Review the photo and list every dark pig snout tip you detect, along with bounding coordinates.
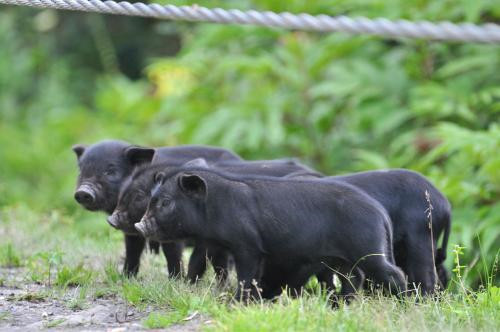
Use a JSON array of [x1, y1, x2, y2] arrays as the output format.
[[74, 185, 96, 205], [107, 213, 119, 229], [135, 221, 147, 237]]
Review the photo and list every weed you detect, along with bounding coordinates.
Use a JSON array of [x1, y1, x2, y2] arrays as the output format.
[[26, 251, 63, 285], [142, 311, 187, 329], [103, 262, 123, 285], [55, 264, 94, 288], [12, 292, 47, 303], [0, 312, 10, 321], [122, 281, 147, 307], [44, 318, 66, 328], [0, 243, 22, 267], [94, 287, 117, 299], [67, 286, 88, 310]]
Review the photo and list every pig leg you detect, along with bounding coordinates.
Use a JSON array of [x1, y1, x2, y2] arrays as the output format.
[[282, 263, 320, 297], [335, 264, 364, 304], [405, 236, 438, 295], [316, 268, 336, 294], [161, 242, 184, 278], [207, 245, 230, 284], [148, 240, 161, 254], [187, 244, 208, 283], [259, 263, 288, 299], [123, 234, 146, 276], [357, 255, 407, 297], [234, 251, 263, 302], [436, 263, 450, 290]]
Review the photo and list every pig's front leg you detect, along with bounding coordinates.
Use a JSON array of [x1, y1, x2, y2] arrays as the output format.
[[234, 251, 263, 302], [123, 234, 146, 276], [161, 242, 184, 278], [187, 243, 208, 283]]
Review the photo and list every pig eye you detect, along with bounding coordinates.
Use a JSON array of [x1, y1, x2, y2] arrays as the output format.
[[105, 168, 119, 178], [157, 198, 171, 209], [135, 193, 147, 202]]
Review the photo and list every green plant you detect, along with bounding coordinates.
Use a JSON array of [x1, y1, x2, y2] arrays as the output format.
[[26, 251, 63, 285], [142, 311, 187, 329], [44, 318, 66, 328], [13, 292, 47, 303], [103, 262, 123, 285], [0, 312, 10, 321], [0, 243, 22, 267], [67, 286, 89, 310], [55, 264, 94, 288]]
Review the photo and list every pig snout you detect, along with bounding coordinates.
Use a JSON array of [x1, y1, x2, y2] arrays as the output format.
[[74, 184, 96, 206], [134, 221, 147, 236], [107, 212, 120, 229], [135, 217, 153, 238]]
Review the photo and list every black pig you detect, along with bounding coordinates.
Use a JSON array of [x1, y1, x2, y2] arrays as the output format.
[[326, 169, 451, 293], [72, 140, 241, 276], [136, 169, 407, 301], [266, 169, 451, 296], [111, 158, 322, 283]]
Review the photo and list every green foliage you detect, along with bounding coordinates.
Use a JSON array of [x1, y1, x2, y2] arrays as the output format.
[[0, 1, 498, 289]]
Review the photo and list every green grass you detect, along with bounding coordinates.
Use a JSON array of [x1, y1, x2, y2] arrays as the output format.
[[1, 205, 499, 331], [0, 243, 22, 268], [44, 318, 66, 328], [12, 292, 48, 303], [142, 311, 187, 329], [0, 312, 11, 321], [55, 264, 94, 288], [67, 286, 90, 310]]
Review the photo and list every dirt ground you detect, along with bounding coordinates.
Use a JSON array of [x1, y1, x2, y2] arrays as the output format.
[[0, 268, 204, 331]]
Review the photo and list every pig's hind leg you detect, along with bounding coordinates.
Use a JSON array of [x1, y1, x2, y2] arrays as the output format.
[[357, 255, 407, 297], [404, 235, 438, 295], [335, 264, 364, 304]]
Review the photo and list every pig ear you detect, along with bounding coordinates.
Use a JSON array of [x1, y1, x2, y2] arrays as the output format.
[[183, 158, 209, 168], [154, 172, 166, 185], [72, 144, 86, 159], [125, 146, 155, 166], [178, 173, 207, 198]]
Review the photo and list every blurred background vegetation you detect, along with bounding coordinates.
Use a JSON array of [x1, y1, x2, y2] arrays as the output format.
[[0, 0, 498, 288]]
